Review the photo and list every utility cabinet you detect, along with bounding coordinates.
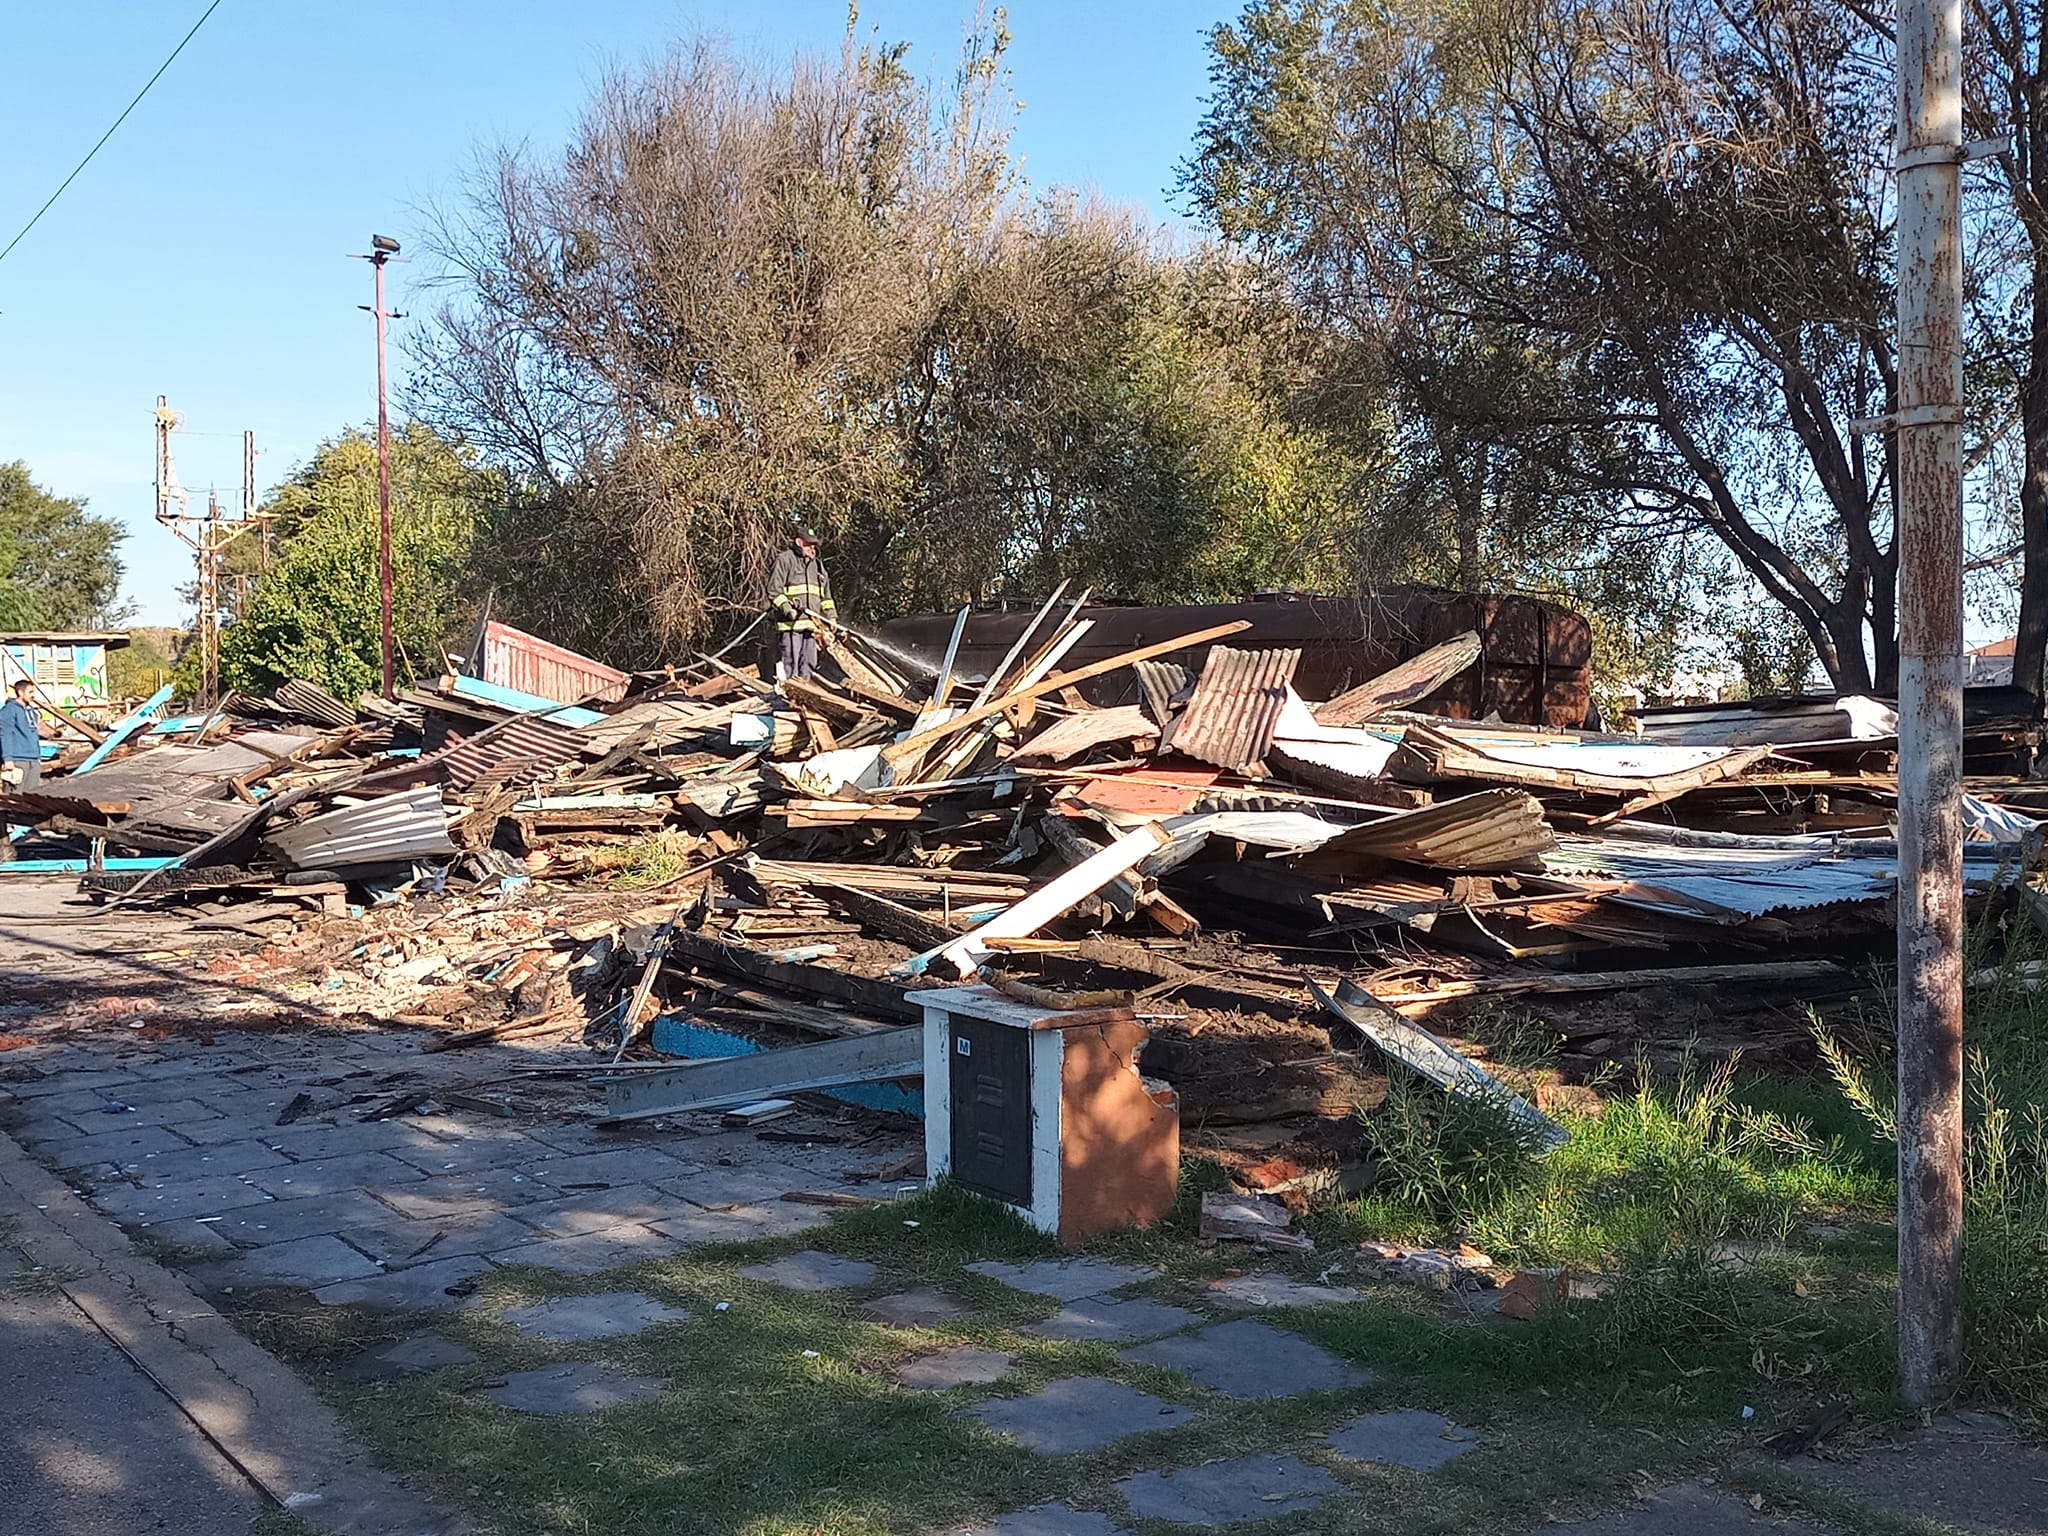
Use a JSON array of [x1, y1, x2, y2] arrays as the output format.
[[914, 985, 1179, 1244]]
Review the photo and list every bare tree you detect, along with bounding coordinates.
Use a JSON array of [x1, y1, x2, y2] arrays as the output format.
[[417, 24, 1350, 660]]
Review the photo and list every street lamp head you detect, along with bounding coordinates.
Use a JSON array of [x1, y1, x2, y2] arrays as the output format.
[[371, 234, 401, 254]]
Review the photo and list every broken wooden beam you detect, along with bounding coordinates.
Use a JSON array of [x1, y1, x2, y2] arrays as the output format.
[[879, 619, 1254, 774]]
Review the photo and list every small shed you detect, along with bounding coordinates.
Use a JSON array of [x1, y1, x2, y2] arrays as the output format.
[[0, 631, 130, 712]]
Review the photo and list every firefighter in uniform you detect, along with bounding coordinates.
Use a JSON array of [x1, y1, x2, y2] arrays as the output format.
[[767, 526, 835, 681]]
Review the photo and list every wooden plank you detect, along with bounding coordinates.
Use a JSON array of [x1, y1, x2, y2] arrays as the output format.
[[1313, 633, 1481, 726], [794, 875, 957, 950], [599, 1026, 922, 1121], [1374, 958, 1846, 1009], [910, 822, 1173, 978], [664, 928, 920, 1019], [780, 675, 874, 727], [880, 619, 1254, 773], [968, 581, 1070, 711], [74, 684, 175, 772]]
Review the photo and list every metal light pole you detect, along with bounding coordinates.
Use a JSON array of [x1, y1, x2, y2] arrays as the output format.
[[1893, 0, 1966, 1404], [355, 234, 403, 699]]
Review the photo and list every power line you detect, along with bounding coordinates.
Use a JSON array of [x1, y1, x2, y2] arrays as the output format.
[[0, 0, 226, 268]]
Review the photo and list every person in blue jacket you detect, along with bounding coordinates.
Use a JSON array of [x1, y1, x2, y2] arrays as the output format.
[[1, 678, 48, 858]]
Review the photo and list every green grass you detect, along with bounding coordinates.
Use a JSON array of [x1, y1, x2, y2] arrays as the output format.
[[213, 924, 2048, 1533], [229, 1176, 1937, 1536]]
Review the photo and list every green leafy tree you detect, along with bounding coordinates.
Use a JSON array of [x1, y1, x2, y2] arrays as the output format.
[[0, 461, 126, 629], [217, 426, 497, 698], [1188, 0, 1909, 692], [108, 628, 180, 701]]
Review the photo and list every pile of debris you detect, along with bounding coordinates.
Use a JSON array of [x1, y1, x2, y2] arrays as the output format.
[[5, 602, 2043, 1181]]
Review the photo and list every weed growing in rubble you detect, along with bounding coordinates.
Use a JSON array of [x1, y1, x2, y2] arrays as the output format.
[[589, 828, 693, 887], [1815, 917, 2048, 1419], [1340, 1050, 1885, 1275]]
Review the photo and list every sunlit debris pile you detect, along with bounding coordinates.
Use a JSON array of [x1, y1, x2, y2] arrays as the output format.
[[5, 605, 2044, 1172]]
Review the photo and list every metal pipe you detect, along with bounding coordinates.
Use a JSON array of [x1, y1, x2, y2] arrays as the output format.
[[371, 248, 396, 701], [1893, 0, 1966, 1405]]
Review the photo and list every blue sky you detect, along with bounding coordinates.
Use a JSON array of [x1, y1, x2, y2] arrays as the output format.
[[0, 2, 1232, 624]]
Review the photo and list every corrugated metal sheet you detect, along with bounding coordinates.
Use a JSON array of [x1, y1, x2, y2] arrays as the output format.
[[273, 679, 358, 727], [1169, 646, 1301, 771], [1303, 789, 1558, 872], [1546, 833, 2019, 920], [359, 715, 587, 793], [480, 621, 630, 705], [1131, 659, 1193, 726], [264, 786, 455, 870], [578, 696, 721, 752]]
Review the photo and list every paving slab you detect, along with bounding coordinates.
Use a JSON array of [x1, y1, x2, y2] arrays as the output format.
[[967, 1257, 1155, 1301], [259, 1121, 452, 1164], [375, 1175, 545, 1219], [384, 1131, 538, 1176], [482, 1360, 667, 1415], [513, 1182, 684, 1238], [942, 1504, 1130, 1536], [339, 1333, 479, 1381], [30, 1123, 194, 1170], [892, 1346, 1017, 1391], [32, 1094, 223, 1131], [246, 1149, 429, 1199], [740, 1249, 878, 1291], [1765, 1411, 2048, 1534], [209, 1188, 395, 1246], [1122, 1318, 1371, 1398], [314, 1253, 495, 1310], [1117, 1454, 1344, 1526], [1535, 1482, 1826, 1535], [94, 1173, 277, 1224], [1207, 1272, 1362, 1309], [488, 1224, 681, 1275], [1026, 1295, 1203, 1343], [863, 1286, 973, 1328], [526, 1147, 695, 1188], [1326, 1408, 1480, 1471], [204, 1234, 385, 1289], [656, 1162, 834, 1206], [351, 1209, 544, 1269], [650, 1201, 833, 1244], [498, 1290, 691, 1341], [966, 1376, 1194, 1455], [137, 1215, 240, 1259], [125, 1139, 294, 1181]]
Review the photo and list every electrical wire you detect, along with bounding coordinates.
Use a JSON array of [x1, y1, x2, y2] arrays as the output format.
[[0, 0, 226, 268]]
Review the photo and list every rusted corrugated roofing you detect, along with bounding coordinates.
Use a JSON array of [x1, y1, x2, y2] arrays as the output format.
[[1168, 646, 1301, 772], [1302, 789, 1558, 872], [481, 621, 630, 705], [358, 715, 586, 793]]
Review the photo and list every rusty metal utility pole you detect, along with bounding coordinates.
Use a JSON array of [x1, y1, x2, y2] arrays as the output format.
[[1893, 0, 1966, 1404], [355, 235, 403, 700], [154, 401, 270, 710]]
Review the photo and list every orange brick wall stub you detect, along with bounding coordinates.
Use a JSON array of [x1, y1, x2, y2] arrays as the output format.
[[1055, 1019, 1179, 1246]]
